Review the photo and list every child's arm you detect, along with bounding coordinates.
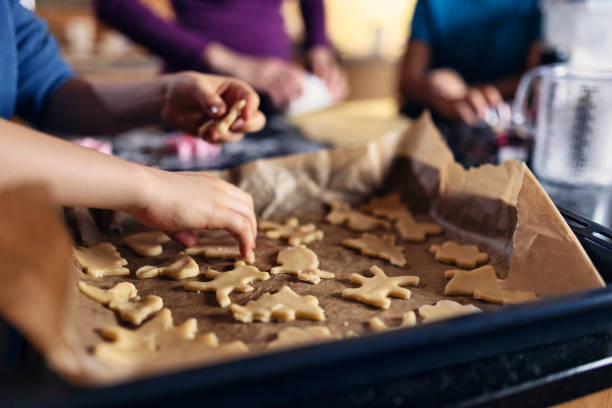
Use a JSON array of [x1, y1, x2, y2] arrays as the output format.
[[43, 72, 266, 144], [0, 119, 256, 258]]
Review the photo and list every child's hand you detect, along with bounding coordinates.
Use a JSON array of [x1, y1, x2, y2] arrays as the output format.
[[161, 72, 266, 143], [128, 168, 257, 259]]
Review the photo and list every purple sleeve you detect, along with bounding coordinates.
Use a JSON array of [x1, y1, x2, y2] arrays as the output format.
[[299, 0, 330, 48], [93, 0, 209, 70]]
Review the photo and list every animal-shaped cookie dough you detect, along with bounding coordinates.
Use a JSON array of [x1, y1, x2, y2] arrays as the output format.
[[369, 311, 417, 332], [444, 265, 537, 305], [122, 231, 171, 256], [78, 281, 163, 325], [136, 252, 199, 280], [268, 326, 335, 349], [72, 243, 129, 278], [94, 308, 247, 366], [394, 213, 443, 242], [429, 241, 488, 268], [342, 266, 419, 309], [230, 286, 325, 323], [361, 193, 407, 220], [418, 300, 481, 323], [260, 218, 324, 246], [184, 261, 270, 307], [270, 245, 334, 284], [326, 201, 390, 231], [185, 230, 255, 263], [198, 99, 247, 138], [342, 234, 406, 267]]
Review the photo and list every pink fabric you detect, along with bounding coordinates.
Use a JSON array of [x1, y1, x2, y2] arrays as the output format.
[[165, 134, 222, 162]]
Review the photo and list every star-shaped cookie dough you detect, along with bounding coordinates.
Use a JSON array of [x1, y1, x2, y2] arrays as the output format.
[[72, 242, 129, 278], [136, 252, 200, 280], [369, 311, 417, 332], [268, 326, 336, 349], [260, 217, 324, 246], [230, 286, 325, 323], [418, 300, 481, 323], [78, 281, 163, 325], [270, 245, 334, 284], [122, 231, 171, 256], [326, 201, 390, 231], [184, 261, 270, 307], [429, 241, 488, 268], [342, 233, 406, 266], [361, 193, 408, 220], [394, 213, 443, 242], [342, 266, 419, 309]]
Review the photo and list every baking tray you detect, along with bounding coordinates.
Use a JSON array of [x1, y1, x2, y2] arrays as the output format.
[[1, 207, 611, 408]]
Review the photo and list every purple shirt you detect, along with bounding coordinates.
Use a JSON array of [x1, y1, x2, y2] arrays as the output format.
[[94, 0, 329, 72]]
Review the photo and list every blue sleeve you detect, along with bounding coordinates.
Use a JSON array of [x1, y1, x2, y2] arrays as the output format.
[[410, 0, 432, 43], [12, 1, 74, 128]]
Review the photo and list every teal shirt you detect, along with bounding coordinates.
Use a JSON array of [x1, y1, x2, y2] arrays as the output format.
[[0, 0, 74, 128], [411, 0, 541, 83]]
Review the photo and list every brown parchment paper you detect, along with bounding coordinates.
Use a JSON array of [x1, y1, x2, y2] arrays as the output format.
[[0, 113, 604, 386]]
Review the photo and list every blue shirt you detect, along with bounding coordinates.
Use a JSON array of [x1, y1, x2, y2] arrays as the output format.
[[411, 0, 541, 83], [0, 0, 74, 128]]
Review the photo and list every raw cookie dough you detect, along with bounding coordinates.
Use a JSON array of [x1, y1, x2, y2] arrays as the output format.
[[184, 261, 270, 307], [473, 287, 538, 305], [198, 99, 247, 138], [429, 241, 489, 268], [342, 233, 407, 267], [72, 242, 129, 278], [260, 217, 324, 246], [342, 266, 419, 309], [94, 308, 247, 366], [270, 245, 334, 284], [268, 326, 335, 349], [418, 300, 482, 323], [230, 286, 325, 323], [394, 213, 442, 242], [78, 281, 162, 325], [361, 193, 407, 220], [185, 230, 255, 264], [136, 252, 199, 280], [122, 231, 170, 256], [369, 311, 417, 332], [326, 201, 390, 231]]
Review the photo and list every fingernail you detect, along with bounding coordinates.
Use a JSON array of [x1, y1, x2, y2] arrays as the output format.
[[208, 105, 220, 115], [230, 118, 244, 131]]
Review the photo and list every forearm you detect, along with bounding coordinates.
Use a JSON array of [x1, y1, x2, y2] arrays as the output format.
[[43, 77, 165, 135], [300, 0, 329, 48], [399, 40, 434, 105], [0, 119, 152, 212]]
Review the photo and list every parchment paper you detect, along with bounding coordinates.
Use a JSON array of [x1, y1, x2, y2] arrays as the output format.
[[0, 113, 603, 386]]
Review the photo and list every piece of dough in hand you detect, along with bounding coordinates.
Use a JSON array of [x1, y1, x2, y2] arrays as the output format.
[[78, 281, 163, 325], [326, 201, 389, 231], [72, 243, 129, 278], [230, 286, 325, 323], [342, 266, 419, 309], [136, 252, 199, 280], [198, 99, 246, 139], [122, 231, 171, 256], [429, 241, 488, 268], [342, 233, 406, 267], [184, 261, 270, 307], [270, 245, 334, 284]]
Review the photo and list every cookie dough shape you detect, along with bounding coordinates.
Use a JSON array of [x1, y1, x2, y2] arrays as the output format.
[[136, 252, 199, 280], [78, 281, 163, 325], [185, 230, 255, 264], [343, 266, 419, 309], [418, 300, 481, 323], [184, 261, 270, 307], [122, 231, 171, 256], [270, 245, 334, 284], [429, 241, 489, 268], [198, 99, 247, 138], [361, 193, 407, 220], [260, 217, 324, 246], [394, 213, 442, 242], [268, 326, 335, 349], [326, 201, 390, 231], [230, 286, 325, 323], [94, 308, 247, 366], [370, 311, 417, 332], [342, 233, 406, 267], [72, 242, 129, 278], [444, 265, 537, 305]]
